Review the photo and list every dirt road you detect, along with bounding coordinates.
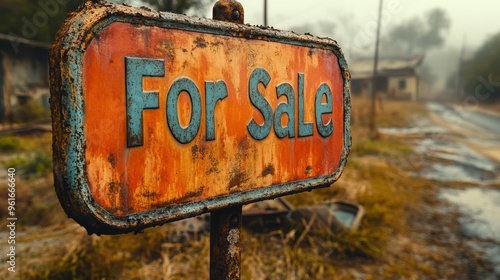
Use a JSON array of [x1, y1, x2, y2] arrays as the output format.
[[382, 101, 500, 279]]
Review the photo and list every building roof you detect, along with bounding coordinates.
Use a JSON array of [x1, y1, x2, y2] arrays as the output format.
[[0, 33, 50, 50], [349, 55, 424, 79]]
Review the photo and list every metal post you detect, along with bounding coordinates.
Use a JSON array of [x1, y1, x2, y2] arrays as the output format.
[[211, 2, 244, 279], [264, 0, 268, 26], [456, 35, 466, 99], [210, 207, 243, 280]]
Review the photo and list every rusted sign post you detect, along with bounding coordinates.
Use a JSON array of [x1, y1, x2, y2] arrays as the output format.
[[50, 0, 350, 278], [210, 2, 245, 278]]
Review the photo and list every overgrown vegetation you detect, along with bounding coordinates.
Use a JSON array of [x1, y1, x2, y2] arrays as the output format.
[[238, 98, 443, 278], [0, 133, 52, 179], [0, 135, 22, 153], [14, 99, 51, 123], [2, 98, 476, 279], [5, 150, 52, 179], [460, 31, 500, 102]]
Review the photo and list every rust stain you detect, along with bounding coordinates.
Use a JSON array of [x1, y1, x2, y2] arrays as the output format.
[[228, 170, 249, 190], [154, 185, 205, 207], [261, 164, 275, 177], [108, 154, 116, 168], [194, 36, 208, 49], [210, 41, 224, 48], [192, 145, 200, 160], [186, 186, 205, 199], [140, 190, 158, 200], [206, 154, 220, 175], [107, 181, 128, 215], [305, 166, 313, 175], [108, 182, 119, 194], [157, 40, 176, 62], [191, 144, 207, 161], [238, 138, 250, 152]]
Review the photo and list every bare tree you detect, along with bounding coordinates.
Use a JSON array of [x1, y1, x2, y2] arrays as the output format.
[[382, 8, 450, 56]]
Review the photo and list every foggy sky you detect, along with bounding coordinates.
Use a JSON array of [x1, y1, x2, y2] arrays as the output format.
[[216, 0, 499, 54]]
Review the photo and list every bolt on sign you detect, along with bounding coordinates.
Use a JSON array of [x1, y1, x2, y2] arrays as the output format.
[[50, 1, 351, 235]]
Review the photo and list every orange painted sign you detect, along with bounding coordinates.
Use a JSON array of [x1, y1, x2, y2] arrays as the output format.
[[50, 3, 350, 234]]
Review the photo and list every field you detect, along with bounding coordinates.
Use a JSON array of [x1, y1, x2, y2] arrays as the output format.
[[0, 97, 487, 279]]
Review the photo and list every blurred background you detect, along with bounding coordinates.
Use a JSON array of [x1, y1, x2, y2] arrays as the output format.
[[0, 0, 499, 279]]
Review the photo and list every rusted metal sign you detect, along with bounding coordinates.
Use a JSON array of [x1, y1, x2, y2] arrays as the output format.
[[50, 1, 351, 234]]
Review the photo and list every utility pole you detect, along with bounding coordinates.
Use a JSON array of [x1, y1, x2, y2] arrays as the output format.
[[456, 35, 466, 99], [264, 0, 268, 26], [369, 0, 383, 139]]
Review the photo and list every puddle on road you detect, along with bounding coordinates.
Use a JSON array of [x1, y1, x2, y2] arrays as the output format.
[[440, 187, 500, 275], [419, 163, 493, 183], [417, 138, 497, 173], [379, 116, 498, 183], [379, 102, 500, 276], [415, 137, 498, 183], [378, 116, 448, 136], [440, 188, 500, 240]]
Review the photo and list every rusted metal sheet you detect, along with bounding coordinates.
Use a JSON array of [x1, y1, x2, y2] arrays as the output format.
[[50, 1, 351, 235], [242, 198, 364, 234]]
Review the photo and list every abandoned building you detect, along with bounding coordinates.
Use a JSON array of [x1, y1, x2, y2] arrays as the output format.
[[0, 33, 50, 123], [349, 55, 424, 101]]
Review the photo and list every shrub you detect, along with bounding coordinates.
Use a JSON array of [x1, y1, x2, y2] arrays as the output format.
[[0, 135, 22, 152], [5, 150, 52, 178]]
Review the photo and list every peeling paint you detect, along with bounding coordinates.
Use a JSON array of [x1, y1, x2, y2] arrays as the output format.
[[227, 228, 240, 258]]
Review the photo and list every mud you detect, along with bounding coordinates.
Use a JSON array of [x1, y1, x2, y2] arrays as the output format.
[[380, 101, 500, 278]]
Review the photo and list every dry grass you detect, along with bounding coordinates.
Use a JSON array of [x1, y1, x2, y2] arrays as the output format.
[[478, 101, 500, 112], [351, 97, 427, 130], [1, 97, 485, 279]]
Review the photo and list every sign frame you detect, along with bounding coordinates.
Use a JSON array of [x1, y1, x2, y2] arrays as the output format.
[[50, 1, 351, 235]]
